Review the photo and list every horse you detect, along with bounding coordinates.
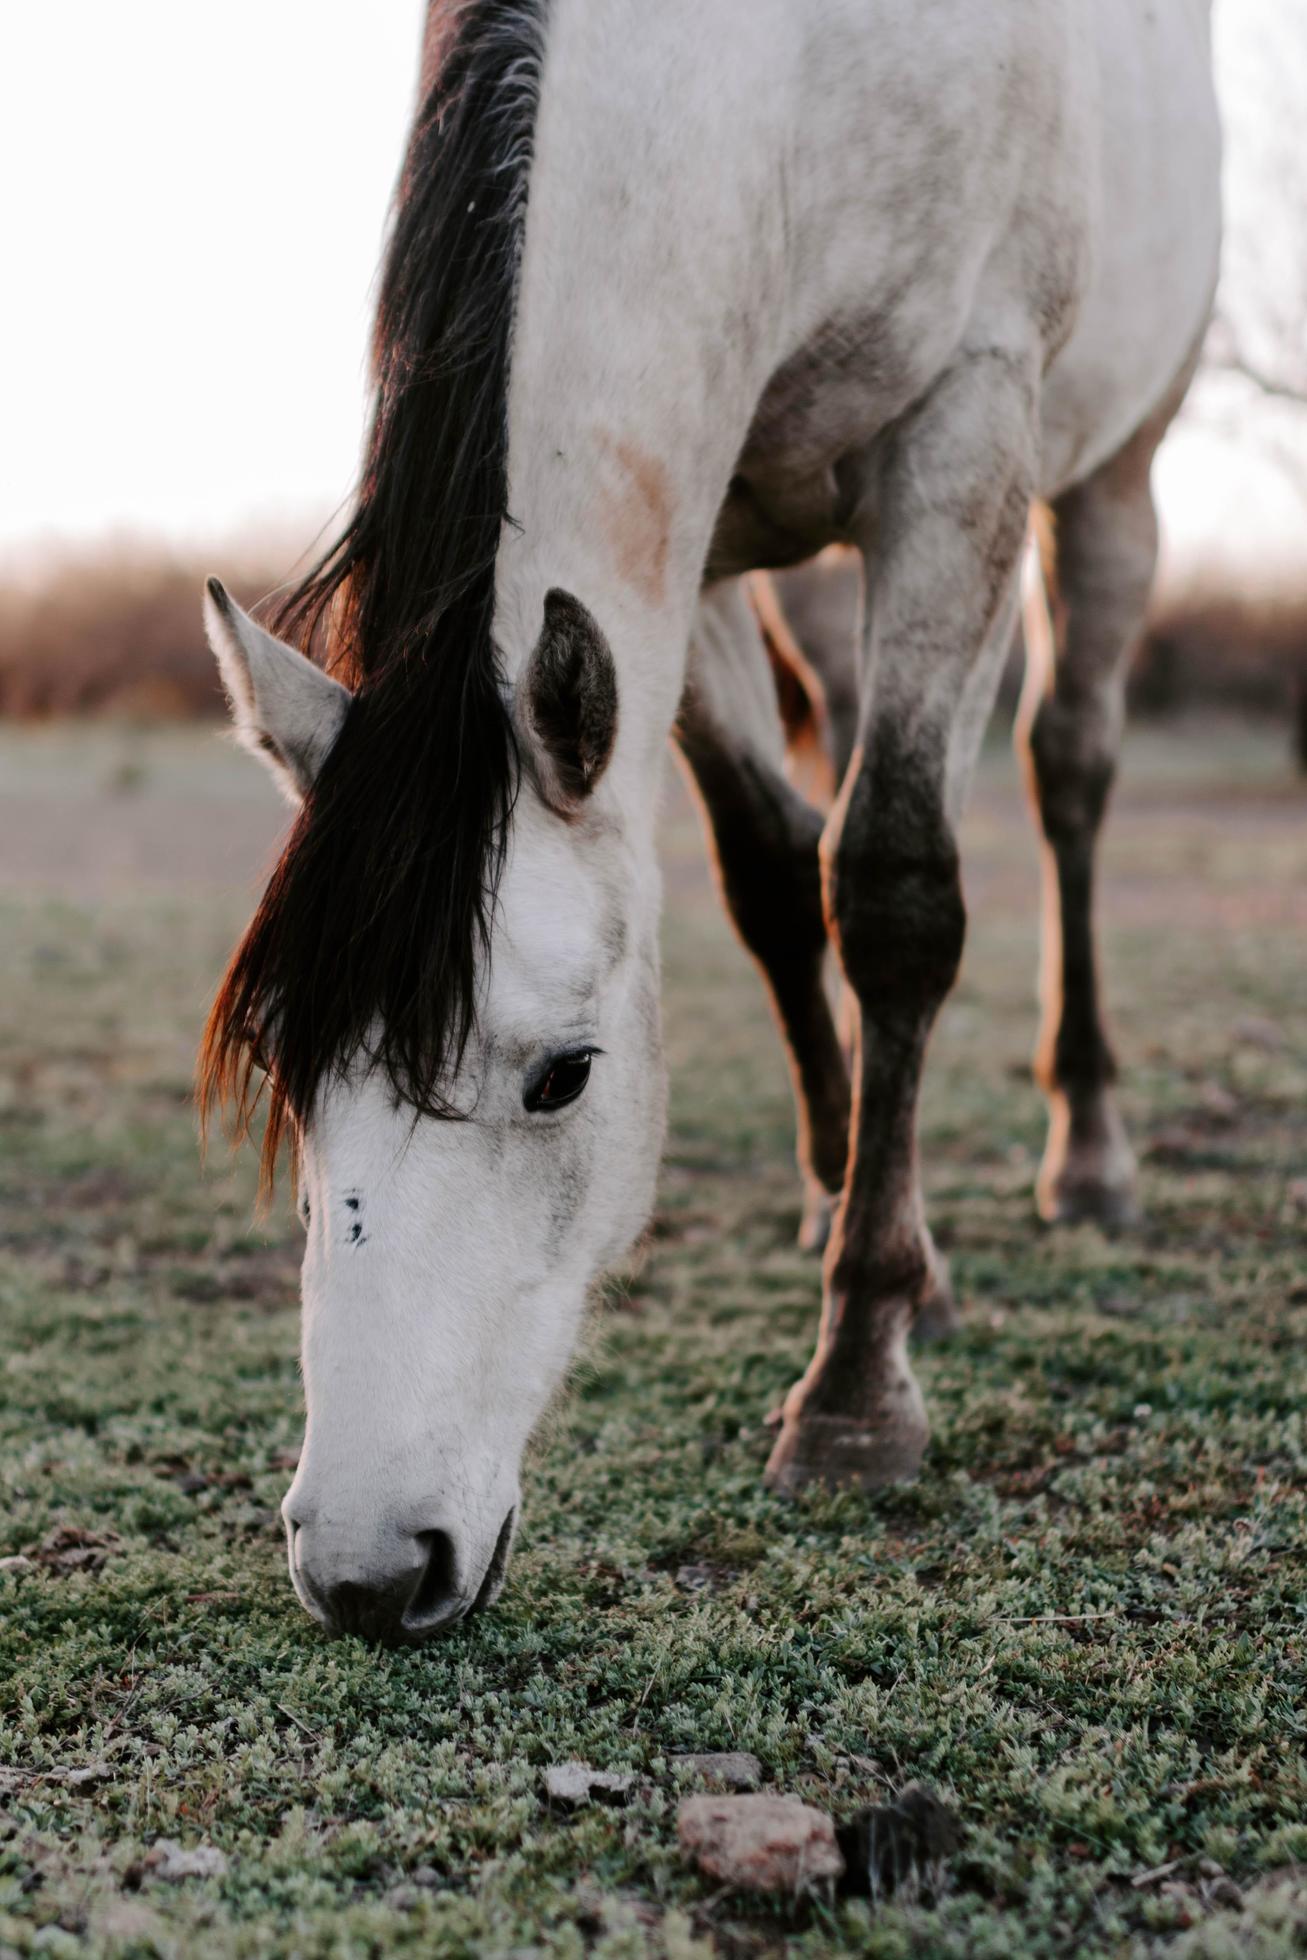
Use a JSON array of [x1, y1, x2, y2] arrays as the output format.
[[200, 0, 1221, 1641]]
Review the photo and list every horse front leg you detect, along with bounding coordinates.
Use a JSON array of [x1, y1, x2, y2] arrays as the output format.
[[678, 581, 850, 1251], [765, 348, 1037, 1493]]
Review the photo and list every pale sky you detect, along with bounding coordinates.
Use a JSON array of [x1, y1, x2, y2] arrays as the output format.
[[2, 1, 1303, 581], [0, 2, 426, 554]]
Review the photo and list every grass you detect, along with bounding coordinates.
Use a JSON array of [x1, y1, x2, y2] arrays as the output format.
[[0, 719, 1305, 1958]]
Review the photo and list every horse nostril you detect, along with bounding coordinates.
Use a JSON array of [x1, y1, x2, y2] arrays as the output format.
[[404, 1529, 461, 1632], [322, 1575, 421, 1643]]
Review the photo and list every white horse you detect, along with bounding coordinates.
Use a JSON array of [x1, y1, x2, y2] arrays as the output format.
[[202, 0, 1220, 1639]]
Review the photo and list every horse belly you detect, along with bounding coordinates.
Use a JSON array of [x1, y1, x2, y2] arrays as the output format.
[[709, 263, 996, 579]]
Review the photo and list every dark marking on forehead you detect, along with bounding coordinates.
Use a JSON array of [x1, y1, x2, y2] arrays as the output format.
[[343, 1190, 368, 1247]]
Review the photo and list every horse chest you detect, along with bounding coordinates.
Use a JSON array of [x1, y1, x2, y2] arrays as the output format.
[[703, 303, 954, 581]]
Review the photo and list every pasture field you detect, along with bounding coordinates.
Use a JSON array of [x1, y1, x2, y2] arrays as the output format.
[[1, 719, 1305, 1959]]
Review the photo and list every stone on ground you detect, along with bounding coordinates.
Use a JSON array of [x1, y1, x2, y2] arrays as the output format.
[[677, 1793, 843, 1895], [543, 1761, 633, 1807]]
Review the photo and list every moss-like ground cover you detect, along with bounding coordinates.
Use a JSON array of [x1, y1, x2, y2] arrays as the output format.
[[0, 722, 1304, 1957]]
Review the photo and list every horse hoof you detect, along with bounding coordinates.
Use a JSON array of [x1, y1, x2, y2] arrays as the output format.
[[763, 1410, 927, 1496], [1037, 1096, 1139, 1232]]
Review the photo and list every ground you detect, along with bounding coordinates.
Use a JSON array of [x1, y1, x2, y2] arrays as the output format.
[[0, 718, 1304, 1959]]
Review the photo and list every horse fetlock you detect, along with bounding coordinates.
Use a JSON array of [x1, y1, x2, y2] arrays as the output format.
[[1037, 1086, 1139, 1228], [1027, 699, 1119, 841]]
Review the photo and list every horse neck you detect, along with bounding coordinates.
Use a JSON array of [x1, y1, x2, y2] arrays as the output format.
[[494, 0, 793, 837]]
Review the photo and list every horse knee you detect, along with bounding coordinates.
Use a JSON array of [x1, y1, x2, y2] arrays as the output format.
[[824, 750, 966, 1032], [1025, 690, 1120, 846]]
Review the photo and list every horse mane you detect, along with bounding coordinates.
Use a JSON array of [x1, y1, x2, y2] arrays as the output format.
[[199, 0, 549, 1186]]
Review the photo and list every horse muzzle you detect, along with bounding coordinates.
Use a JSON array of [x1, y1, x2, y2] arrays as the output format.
[[284, 1506, 517, 1643]]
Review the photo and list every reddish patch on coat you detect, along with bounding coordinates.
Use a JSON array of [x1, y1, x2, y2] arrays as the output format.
[[598, 435, 673, 608]]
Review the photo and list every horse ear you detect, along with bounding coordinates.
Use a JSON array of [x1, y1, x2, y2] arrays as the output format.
[[519, 588, 619, 813], [203, 578, 351, 806]]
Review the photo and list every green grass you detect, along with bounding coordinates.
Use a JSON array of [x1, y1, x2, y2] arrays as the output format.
[[1, 721, 1305, 1958]]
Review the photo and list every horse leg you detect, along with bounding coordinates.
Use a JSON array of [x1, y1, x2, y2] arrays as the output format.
[[769, 548, 864, 784], [748, 570, 840, 815], [765, 348, 1036, 1492], [678, 582, 851, 1251], [1015, 414, 1169, 1227]]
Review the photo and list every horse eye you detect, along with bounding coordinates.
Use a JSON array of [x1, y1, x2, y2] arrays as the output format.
[[525, 1050, 593, 1113]]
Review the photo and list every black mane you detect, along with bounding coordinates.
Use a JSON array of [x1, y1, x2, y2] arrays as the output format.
[[202, 0, 549, 1179]]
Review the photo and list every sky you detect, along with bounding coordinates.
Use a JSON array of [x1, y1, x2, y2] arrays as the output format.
[[1, 1, 1303, 583], [0, 2, 426, 555]]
